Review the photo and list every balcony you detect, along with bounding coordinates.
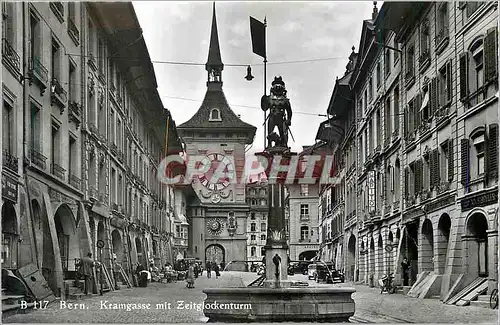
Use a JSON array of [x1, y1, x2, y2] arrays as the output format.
[[300, 214, 309, 221], [68, 101, 81, 128], [69, 175, 81, 190], [51, 163, 66, 181], [67, 18, 80, 45], [30, 149, 47, 170], [2, 38, 21, 76], [29, 56, 48, 95], [89, 186, 99, 200], [2, 150, 19, 173], [50, 2, 64, 23], [51, 78, 67, 112]]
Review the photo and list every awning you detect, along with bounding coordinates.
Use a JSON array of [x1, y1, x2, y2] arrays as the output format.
[[419, 91, 429, 112]]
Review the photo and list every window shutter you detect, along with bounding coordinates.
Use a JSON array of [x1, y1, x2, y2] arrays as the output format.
[[459, 52, 469, 101], [460, 139, 470, 187], [430, 78, 438, 117], [404, 168, 409, 199], [448, 139, 454, 181], [404, 105, 409, 139], [415, 93, 421, 128], [487, 124, 498, 180], [429, 154, 435, 188], [384, 102, 389, 142], [435, 149, 441, 185], [446, 60, 453, 103], [484, 27, 498, 82], [414, 163, 420, 195], [419, 160, 424, 192]]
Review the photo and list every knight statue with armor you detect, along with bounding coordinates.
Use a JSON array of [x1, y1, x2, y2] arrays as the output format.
[[261, 76, 293, 149]]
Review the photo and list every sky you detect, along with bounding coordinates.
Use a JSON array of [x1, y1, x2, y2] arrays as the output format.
[[133, 1, 376, 155]]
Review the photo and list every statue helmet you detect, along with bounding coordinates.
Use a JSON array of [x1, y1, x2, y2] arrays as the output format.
[[272, 76, 285, 88]]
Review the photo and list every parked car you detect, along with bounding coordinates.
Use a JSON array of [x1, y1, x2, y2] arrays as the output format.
[[307, 263, 317, 280], [315, 262, 345, 283]]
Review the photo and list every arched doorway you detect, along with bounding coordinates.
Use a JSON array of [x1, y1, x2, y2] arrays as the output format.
[[421, 219, 434, 271], [54, 204, 80, 278], [205, 244, 225, 265], [377, 234, 384, 277], [347, 234, 356, 281], [135, 238, 144, 266], [2, 202, 18, 269], [298, 250, 317, 261], [437, 214, 451, 273], [402, 222, 418, 284], [111, 230, 123, 264], [465, 213, 489, 277], [97, 221, 105, 262], [369, 237, 375, 277]]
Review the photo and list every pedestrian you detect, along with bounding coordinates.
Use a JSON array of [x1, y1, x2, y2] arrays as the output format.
[[186, 263, 195, 288], [401, 257, 410, 286], [206, 261, 212, 278], [214, 262, 220, 279], [80, 253, 96, 295], [113, 255, 121, 290], [194, 263, 199, 278]]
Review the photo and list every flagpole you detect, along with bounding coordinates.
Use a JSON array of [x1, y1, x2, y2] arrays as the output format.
[[263, 16, 267, 150]]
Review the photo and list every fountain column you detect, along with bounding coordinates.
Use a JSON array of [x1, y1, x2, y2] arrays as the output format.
[[256, 149, 296, 288]]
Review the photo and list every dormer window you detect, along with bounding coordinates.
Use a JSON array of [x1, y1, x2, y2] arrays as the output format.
[[209, 108, 222, 121]]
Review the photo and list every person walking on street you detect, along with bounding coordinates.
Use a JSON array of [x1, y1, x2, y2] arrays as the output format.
[[80, 253, 96, 295], [214, 262, 220, 279], [401, 257, 410, 286], [206, 261, 212, 278], [186, 263, 195, 288]]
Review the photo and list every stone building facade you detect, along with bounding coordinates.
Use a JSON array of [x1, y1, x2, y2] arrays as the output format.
[[245, 179, 268, 263], [315, 1, 498, 300], [1, 2, 182, 297]]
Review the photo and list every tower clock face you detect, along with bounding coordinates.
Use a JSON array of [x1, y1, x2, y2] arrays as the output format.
[[199, 153, 235, 191]]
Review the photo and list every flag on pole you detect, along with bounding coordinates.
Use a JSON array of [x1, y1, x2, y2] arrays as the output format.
[[250, 16, 266, 58]]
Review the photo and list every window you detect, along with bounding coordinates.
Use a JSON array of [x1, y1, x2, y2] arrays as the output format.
[[436, 3, 449, 46], [69, 61, 76, 102], [29, 13, 41, 62], [300, 226, 309, 241], [376, 109, 381, 148], [406, 44, 415, 78], [464, 2, 485, 20], [99, 159, 106, 194], [250, 235, 256, 241], [251, 212, 255, 220], [251, 247, 256, 257], [300, 204, 309, 216], [88, 20, 95, 56], [260, 223, 266, 232], [376, 62, 381, 88], [51, 122, 60, 167], [472, 40, 484, 97], [420, 20, 430, 60], [300, 184, 309, 196], [394, 40, 400, 64], [261, 247, 265, 256], [440, 141, 449, 183], [394, 159, 401, 198], [51, 39, 61, 81], [118, 175, 123, 205], [69, 135, 76, 177], [209, 108, 221, 121], [261, 234, 266, 241], [117, 119, 122, 150], [384, 50, 391, 76], [110, 109, 115, 144], [363, 89, 368, 112], [68, 2, 75, 21], [98, 37, 105, 74], [420, 90, 429, 123], [111, 168, 116, 203], [2, 2, 15, 46], [472, 132, 485, 176], [260, 199, 266, 206], [423, 154, 430, 192], [251, 223, 256, 232], [438, 61, 452, 107], [2, 99, 13, 153], [385, 97, 391, 142]]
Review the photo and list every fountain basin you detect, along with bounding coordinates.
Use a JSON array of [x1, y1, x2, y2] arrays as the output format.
[[203, 286, 355, 322]]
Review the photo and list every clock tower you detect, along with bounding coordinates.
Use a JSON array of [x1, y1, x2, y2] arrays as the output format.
[[177, 3, 256, 268]]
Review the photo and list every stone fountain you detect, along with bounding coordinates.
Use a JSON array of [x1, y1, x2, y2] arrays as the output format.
[[203, 77, 355, 322]]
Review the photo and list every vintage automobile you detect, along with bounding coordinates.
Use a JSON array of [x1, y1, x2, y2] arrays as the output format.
[[307, 263, 317, 280], [315, 262, 345, 283]]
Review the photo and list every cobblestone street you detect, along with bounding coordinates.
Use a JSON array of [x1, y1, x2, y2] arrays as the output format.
[[3, 272, 498, 323]]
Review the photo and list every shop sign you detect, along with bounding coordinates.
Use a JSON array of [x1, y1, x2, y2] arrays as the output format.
[[461, 189, 498, 212], [2, 174, 18, 202]]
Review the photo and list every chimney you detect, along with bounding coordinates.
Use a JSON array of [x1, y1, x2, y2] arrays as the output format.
[[372, 1, 378, 20]]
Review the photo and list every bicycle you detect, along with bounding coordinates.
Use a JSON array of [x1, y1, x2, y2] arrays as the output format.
[[490, 288, 498, 309]]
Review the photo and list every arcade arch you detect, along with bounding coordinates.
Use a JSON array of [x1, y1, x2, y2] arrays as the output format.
[[437, 214, 451, 273], [465, 212, 489, 277], [1, 202, 18, 269], [54, 204, 80, 277]]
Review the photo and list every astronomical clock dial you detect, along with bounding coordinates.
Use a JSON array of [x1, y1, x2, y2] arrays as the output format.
[[207, 218, 224, 236], [199, 153, 234, 191]]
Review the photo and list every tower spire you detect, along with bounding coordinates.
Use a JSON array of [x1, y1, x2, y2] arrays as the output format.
[[206, 2, 223, 77]]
